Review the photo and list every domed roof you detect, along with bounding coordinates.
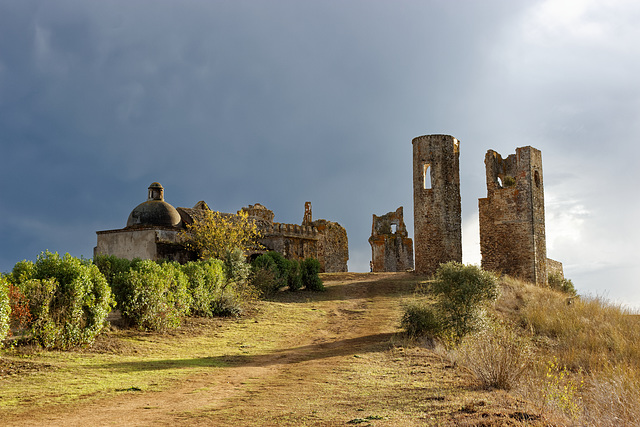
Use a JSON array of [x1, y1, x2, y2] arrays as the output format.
[[126, 182, 182, 228]]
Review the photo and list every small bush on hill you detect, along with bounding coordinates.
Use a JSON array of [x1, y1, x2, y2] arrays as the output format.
[[402, 262, 498, 344], [432, 262, 499, 342], [400, 298, 442, 339], [222, 248, 251, 286], [182, 258, 232, 316], [251, 253, 284, 296], [301, 258, 324, 291], [115, 260, 190, 331], [0, 275, 10, 345], [548, 271, 577, 296], [8, 251, 114, 349], [287, 260, 303, 291]]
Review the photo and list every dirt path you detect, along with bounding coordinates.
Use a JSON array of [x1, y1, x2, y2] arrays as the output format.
[[4, 273, 538, 426]]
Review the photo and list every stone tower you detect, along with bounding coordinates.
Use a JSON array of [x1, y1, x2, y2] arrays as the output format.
[[412, 134, 462, 275], [369, 206, 414, 272], [478, 146, 547, 285]]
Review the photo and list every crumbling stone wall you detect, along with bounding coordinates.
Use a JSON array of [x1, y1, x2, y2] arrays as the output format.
[[242, 203, 348, 273], [478, 146, 548, 285], [412, 134, 462, 275], [547, 258, 564, 279], [312, 219, 349, 273], [368, 207, 414, 272]]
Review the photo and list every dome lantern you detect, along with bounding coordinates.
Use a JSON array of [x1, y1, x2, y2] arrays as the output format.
[[126, 182, 182, 228]]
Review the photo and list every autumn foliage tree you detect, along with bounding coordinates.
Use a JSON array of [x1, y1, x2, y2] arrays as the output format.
[[182, 209, 260, 260]]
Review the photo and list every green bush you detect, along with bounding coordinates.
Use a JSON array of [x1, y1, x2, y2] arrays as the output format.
[[9, 251, 114, 349], [116, 260, 190, 331], [287, 260, 303, 291], [0, 275, 10, 345], [301, 258, 324, 291], [400, 298, 442, 339], [250, 266, 280, 297], [431, 262, 499, 342], [182, 258, 226, 317], [548, 272, 577, 296], [222, 248, 251, 285], [402, 262, 498, 344], [251, 253, 286, 296]]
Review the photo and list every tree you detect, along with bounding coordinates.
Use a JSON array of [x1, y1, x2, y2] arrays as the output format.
[[182, 209, 260, 260]]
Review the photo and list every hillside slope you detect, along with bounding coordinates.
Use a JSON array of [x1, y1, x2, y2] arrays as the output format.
[[2, 273, 543, 426]]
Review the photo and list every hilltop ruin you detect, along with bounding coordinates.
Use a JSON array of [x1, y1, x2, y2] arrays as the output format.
[[95, 183, 348, 273]]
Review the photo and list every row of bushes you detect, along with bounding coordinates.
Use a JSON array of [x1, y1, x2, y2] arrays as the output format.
[[1, 250, 325, 349], [250, 252, 324, 295]]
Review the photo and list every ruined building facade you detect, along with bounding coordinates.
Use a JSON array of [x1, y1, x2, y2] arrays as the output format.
[[412, 135, 462, 275], [368, 207, 414, 272], [478, 147, 548, 285], [95, 183, 348, 273]]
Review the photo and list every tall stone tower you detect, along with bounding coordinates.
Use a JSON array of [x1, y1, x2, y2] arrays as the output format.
[[478, 146, 547, 285], [412, 134, 462, 275]]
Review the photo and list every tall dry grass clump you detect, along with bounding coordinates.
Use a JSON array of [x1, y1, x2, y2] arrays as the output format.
[[493, 275, 640, 425], [453, 322, 530, 390]]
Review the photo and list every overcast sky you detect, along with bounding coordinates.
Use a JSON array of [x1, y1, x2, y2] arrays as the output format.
[[1, 0, 639, 307]]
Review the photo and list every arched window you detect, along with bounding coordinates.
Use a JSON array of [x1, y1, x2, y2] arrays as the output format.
[[423, 164, 432, 189]]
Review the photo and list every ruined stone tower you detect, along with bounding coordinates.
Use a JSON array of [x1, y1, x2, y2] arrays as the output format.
[[412, 134, 462, 275], [369, 206, 414, 272], [478, 146, 547, 285]]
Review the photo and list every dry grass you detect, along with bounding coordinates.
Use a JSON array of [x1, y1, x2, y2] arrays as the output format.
[[481, 276, 640, 425]]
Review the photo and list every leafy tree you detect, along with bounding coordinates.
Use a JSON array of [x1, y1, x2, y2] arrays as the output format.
[[182, 209, 260, 260]]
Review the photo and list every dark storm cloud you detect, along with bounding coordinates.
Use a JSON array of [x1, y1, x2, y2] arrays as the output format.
[[1, 0, 638, 306]]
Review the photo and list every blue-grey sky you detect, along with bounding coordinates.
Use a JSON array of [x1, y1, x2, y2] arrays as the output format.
[[1, 1, 639, 307]]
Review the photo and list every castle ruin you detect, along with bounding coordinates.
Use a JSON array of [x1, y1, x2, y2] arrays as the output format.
[[478, 147, 548, 285], [412, 135, 462, 275], [95, 183, 348, 273], [368, 207, 414, 272]]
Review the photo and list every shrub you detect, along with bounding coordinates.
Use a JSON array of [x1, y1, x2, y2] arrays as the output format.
[[9, 251, 114, 349], [454, 322, 530, 390], [431, 262, 499, 342], [222, 248, 251, 285], [250, 266, 281, 297], [0, 275, 10, 345], [182, 258, 226, 317], [287, 260, 303, 292], [548, 272, 577, 296], [251, 253, 286, 296], [301, 258, 324, 291], [116, 260, 190, 331], [400, 298, 442, 339]]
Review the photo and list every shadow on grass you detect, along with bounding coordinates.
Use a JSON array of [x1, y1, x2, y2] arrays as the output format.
[[98, 332, 398, 373], [268, 272, 430, 304]]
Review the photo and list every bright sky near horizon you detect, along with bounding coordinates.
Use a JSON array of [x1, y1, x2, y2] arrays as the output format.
[[1, 1, 639, 307]]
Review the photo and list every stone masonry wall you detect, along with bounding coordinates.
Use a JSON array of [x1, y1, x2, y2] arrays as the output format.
[[369, 206, 414, 272], [478, 146, 547, 285], [312, 219, 349, 273], [412, 134, 462, 275]]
